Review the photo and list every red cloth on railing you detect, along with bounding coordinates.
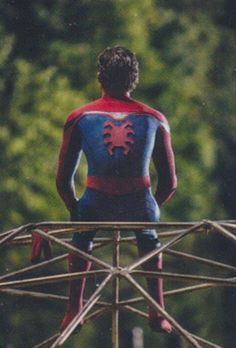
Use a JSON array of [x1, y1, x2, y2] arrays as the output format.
[[31, 227, 52, 264]]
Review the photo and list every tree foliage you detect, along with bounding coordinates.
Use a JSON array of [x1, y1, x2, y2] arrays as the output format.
[[0, 1, 236, 347]]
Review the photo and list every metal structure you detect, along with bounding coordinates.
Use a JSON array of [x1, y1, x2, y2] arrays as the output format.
[[1, 220, 236, 347]]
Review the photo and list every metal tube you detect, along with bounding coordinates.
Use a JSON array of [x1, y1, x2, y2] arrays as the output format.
[[33, 334, 60, 348], [121, 306, 222, 348], [124, 272, 202, 348], [0, 254, 67, 281], [112, 230, 120, 348], [0, 288, 68, 301], [132, 270, 236, 287], [32, 228, 112, 269], [33, 308, 109, 348], [209, 221, 236, 244], [0, 269, 109, 289], [126, 222, 204, 271], [191, 334, 223, 348], [1, 220, 235, 348], [2, 220, 200, 233], [0, 224, 30, 247], [51, 273, 113, 347], [165, 249, 236, 272], [164, 283, 214, 296]]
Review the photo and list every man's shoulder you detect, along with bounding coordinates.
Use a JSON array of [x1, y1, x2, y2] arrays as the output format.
[[64, 96, 169, 126], [65, 98, 104, 125], [132, 99, 168, 124]]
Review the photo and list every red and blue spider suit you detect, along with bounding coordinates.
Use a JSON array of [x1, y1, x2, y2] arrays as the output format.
[[56, 94, 177, 333]]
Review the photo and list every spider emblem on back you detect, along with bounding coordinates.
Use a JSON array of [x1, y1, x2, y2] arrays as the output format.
[[103, 121, 135, 155]]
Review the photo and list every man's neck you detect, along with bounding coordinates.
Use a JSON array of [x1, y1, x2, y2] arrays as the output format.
[[102, 90, 131, 100]]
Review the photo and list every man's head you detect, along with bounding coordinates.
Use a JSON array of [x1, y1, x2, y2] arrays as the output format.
[[97, 46, 139, 96]]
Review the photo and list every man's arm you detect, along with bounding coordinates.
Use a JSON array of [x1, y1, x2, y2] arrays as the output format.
[[152, 122, 177, 207], [56, 120, 82, 212]]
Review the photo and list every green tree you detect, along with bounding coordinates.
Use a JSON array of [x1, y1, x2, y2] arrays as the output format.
[[1, 1, 236, 347]]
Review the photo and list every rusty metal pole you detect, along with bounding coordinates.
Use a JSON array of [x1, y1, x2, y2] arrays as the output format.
[[112, 229, 120, 348]]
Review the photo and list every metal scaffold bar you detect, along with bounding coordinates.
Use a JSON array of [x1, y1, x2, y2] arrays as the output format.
[[0, 269, 109, 289], [165, 249, 236, 272], [132, 270, 236, 286], [126, 222, 205, 271], [51, 273, 113, 347], [123, 272, 202, 348], [0, 254, 68, 281], [1, 220, 233, 348], [112, 230, 120, 348]]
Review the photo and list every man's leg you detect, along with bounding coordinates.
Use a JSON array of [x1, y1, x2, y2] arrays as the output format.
[[135, 230, 172, 334], [60, 231, 95, 332]]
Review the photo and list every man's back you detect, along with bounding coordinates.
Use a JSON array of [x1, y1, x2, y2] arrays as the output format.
[[58, 95, 174, 197]]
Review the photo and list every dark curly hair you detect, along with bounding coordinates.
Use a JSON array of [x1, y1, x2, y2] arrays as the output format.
[[97, 46, 139, 96]]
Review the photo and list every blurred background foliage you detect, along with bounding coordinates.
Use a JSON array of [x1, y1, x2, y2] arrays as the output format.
[[0, 0, 236, 347]]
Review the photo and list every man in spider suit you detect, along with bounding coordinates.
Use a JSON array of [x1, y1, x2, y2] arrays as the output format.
[[56, 47, 177, 334]]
